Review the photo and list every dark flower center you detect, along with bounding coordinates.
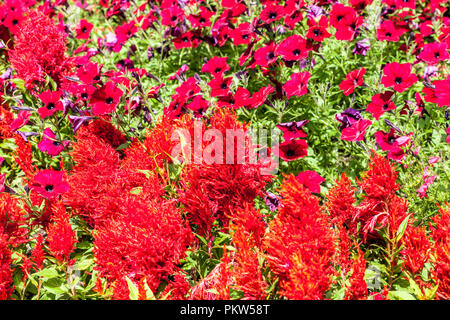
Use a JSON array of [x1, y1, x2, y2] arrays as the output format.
[[388, 137, 396, 144], [382, 103, 389, 110], [242, 34, 249, 40], [47, 102, 55, 110], [220, 83, 228, 90], [286, 149, 295, 157], [12, 19, 18, 25], [394, 77, 403, 84], [385, 32, 392, 37], [171, 16, 177, 21], [267, 51, 275, 60], [81, 93, 88, 99], [53, 141, 61, 146], [45, 184, 54, 192], [82, 27, 87, 33], [313, 28, 321, 37], [182, 37, 188, 42], [199, 18, 205, 23], [434, 52, 440, 58], [106, 97, 114, 104], [269, 12, 277, 20], [214, 67, 222, 73], [337, 15, 344, 21], [293, 49, 301, 56], [93, 75, 100, 81]]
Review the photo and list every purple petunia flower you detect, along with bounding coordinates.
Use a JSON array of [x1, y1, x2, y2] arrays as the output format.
[[336, 108, 363, 130], [353, 39, 370, 56], [265, 192, 282, 212]]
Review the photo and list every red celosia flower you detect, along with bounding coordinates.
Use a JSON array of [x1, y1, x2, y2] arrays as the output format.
[[32, 234, 45, 271], [366, 91, 396, 120], [13, 134, 37, 181], [430, 204, 450, 300], [94, 197, 193, 295], [38, 128, 69, 156], [277, 139, 308, 161], [75, 19, 93, 40], [381, 62, 418, 93], [31, 169, 69, 200], [0, 231, 13, 300], [400, 223, 431, 276], [90, 82, 123, 115], [341, 119, 372, 141], [264, 175, 336, 299], [201, 56, 230, 77], [283, 72, 311, 99], [377, 20, 406, 42], [275, 35, 309, 62], [47, 201, 77, 263], [339, 68, 366, 96], [9, 10, 73, 90], [0, 193, 28, 247], [306, 16, 332, 42], [345, 249, 368, 300], [295, 170, 325, 194], [37, 90, 64, 119], [327, 173, 357, 225]]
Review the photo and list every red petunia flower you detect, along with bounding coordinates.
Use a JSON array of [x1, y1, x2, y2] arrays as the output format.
[[201, 56, 230, 77], [295, 170, 325, 193], [339, 68, 366, 96], [260, 4, 285, 24], [229, 22, 257, 46], [90, 82, 123, 115], [377, 20, 406, 42], [275, 35, 309, 62], [434, 78, 450, 107], [418, 42, 450, 65], [208, 76, 232, 98], [187, 6, 215, 28], [277, 139, 308, 161], [276, 120, 309, 140], [254, 42, 278, 68], [76, 61, 103, 84], [38, 90, 64, 119], [341, 119, 372, 141], [306, 16, 332, 42], [374, 129, 411, 161], [366, 91, 396, 120], [250, 85, 274, 109], [283, 72, 311, 99], [31, 169, 69, 199], [10, 111, 31, 132], [75, 19, 93, 40], [381, 62, 417, 93], [161, 5, 185, 27]]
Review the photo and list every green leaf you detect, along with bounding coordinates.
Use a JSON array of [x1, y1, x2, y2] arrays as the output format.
[[388, 290, 416, 300], [396, 214, 411, 242], [116, 142, 131, 151], [125, 276, 139, 300], [35, 267, 59, 279], [130, 187, 143, 195]]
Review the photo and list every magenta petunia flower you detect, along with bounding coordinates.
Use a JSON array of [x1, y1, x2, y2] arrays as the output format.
[[434, 77, 450, 107], [295, 170, 325, 193], [418, 42, 450, 66], [10, 111, 31, 132], [276, 120, 309, 140], [38, 128, 69, 156], [75, 19, 94, 40], [31, 169, 69, 199], [283, 72, 311, 99], [341, 119, 372, 141], [366, 91, 396, 120]]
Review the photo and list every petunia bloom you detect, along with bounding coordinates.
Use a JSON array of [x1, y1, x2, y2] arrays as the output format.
[[37, 90, 64, 119], [90, 82, 123, 115], [277, 139, 308, 161], [381, 62, 418, 93], [283, 72, 311, 99], [75, 19, 94, 40], [31, 169, 69, 199], [366, 91, 396, 120], [37, 128, 69, 157], [341, 119, 372, 141], [295, 170, 325, 193], [339, 68, 366, 96]]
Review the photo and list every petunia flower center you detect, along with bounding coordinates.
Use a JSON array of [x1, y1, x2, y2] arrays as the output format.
[[394, 77, 402, 84], [47, 102, 55, 110], [45, 184, 54, 192], [106, 97, 114, 104]]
